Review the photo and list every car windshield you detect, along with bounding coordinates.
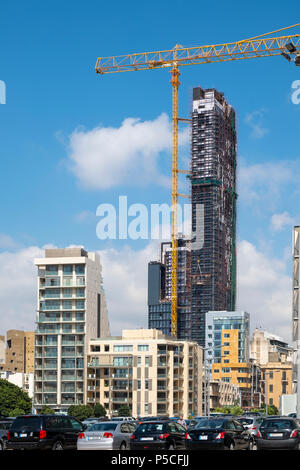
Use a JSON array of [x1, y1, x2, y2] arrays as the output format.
[[10, 417, 41, 431], [238, 418, 254, 425], [195, 419, 224, 429], [88, 423, 118, 432], [136, 423, 165, 434], [261, 420, 294, 429]]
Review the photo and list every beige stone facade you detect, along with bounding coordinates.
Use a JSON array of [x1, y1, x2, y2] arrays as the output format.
[[0, 330, 34, 373], [87, 329, 203, 419]]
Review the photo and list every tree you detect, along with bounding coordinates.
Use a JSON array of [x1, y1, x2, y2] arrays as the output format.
[[117, 406, 131, 417], [67, 405, 93, 421], [0, 379, 31, 417], [9, 408, 26, 417], [40, 406, 55, 415], [93, 403, 106, 418]]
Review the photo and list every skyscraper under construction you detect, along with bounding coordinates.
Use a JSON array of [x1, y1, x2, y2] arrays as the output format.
[[148, 86, 237, 347]]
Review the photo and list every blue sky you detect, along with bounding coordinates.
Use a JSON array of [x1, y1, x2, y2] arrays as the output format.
[[0, 0, 299, 340]]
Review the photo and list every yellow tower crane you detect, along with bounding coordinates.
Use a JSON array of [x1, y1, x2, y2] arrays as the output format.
[[95, 24, 300, 338]]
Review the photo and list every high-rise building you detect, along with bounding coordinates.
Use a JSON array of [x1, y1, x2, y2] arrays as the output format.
[[33, 247, 110, 413], [207, 311, 261, 407], [148, 237, 192, 339], [292, 226, 299, 399], [190, 87, 237, 345], [205, 311, 250, 371], [148, 87, 237, 347], [86, 329, 203, 419]]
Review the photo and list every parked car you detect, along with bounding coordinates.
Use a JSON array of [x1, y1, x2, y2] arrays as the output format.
[[185, 417, 254, 450], [77, 420, 137, 450], [7, 414, 85, 450], [0, 419, 15, 451], [110, 416, 135, 422], [256, 417, 300, 450], [82, 418, 100, 428], [236, 416, 264, 438], [130, 420, 186, 450], [188, 417, 209, 429]]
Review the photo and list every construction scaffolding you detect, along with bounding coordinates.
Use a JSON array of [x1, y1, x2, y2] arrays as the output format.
[[189, 87, 237, 346]]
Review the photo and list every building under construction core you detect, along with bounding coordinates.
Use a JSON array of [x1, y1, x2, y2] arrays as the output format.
[[148, 87, 237, 347]]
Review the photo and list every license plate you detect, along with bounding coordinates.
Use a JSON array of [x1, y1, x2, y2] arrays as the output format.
[[269, 433, 283, 437], [19, 433, 27, 438], [199, 435, 208, 440], [140, 437, 154, 441]]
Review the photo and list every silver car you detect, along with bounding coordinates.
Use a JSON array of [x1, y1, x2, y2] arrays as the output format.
[[236, 416, 264, 437], [77, 420, 137, 450]]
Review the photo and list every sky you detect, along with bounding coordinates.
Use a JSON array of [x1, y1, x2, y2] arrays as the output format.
[[0, 0, 300, 342]]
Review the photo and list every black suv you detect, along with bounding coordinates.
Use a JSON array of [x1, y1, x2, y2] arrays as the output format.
[[7, 414, 85, 450]]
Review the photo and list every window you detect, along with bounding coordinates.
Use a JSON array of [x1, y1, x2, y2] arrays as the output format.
[[138, 345, 149, 351], [69, 417, 82, 431], [114, 345, 133, 352], [120, 423, 130, 433], [75, 265, 85, 275], [145, 357, 150, 367], [63, 265, 73, 274], [145, 379, 149, 390], [137, 357, 141, 366]]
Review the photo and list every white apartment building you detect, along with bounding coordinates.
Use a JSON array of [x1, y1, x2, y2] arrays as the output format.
[[34, 247, 110, 413], [86, 329, 203, 419], [0, 371, 34, 398]]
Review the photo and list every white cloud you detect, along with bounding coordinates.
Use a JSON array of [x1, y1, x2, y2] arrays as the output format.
[[74, 210, 96, 224], [244, 109, 269, 139], [66, 113, 188, 190], [0, 237, 292, 344], [0, 234, 18, 249], [271, 211, 297, 232], [238, 159, 299, 207], [98, 242, 158, 335], [0, 245, 44, 335], [237, 240, 292, 342]]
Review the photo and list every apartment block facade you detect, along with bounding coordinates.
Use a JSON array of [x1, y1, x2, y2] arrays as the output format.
[[0, 330, 34, 373], [34, 247, 110, 413], [207, 311, 261, 407], [86, 329, 203, 419]]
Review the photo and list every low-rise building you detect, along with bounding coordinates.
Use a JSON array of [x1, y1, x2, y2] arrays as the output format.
[[0, 330, 34, 373], [209, 380, 240, 409], [250, 329, 293, 410], [0, 371, 34, 398], [86, 329, 203, 419]]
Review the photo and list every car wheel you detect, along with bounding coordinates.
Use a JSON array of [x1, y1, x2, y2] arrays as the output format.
[[168, 443, 175, 450], [52, 440, 64, 450], [0, 440, 3, 451], [248, 440, 254, 451], [120, 442, 127, 450], [229, 442, 235, 451]]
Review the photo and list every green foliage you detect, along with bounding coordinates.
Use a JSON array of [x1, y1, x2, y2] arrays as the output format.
[[212, 406, 244, 416], [261, 404, 279, 415], [93, 403, 106, 417], [40, 406, 55, 415], [0, 379, 31, 417], [67, 405, 93, 421], [117, 405, 131, 417], [9, 408, 26, 417]]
